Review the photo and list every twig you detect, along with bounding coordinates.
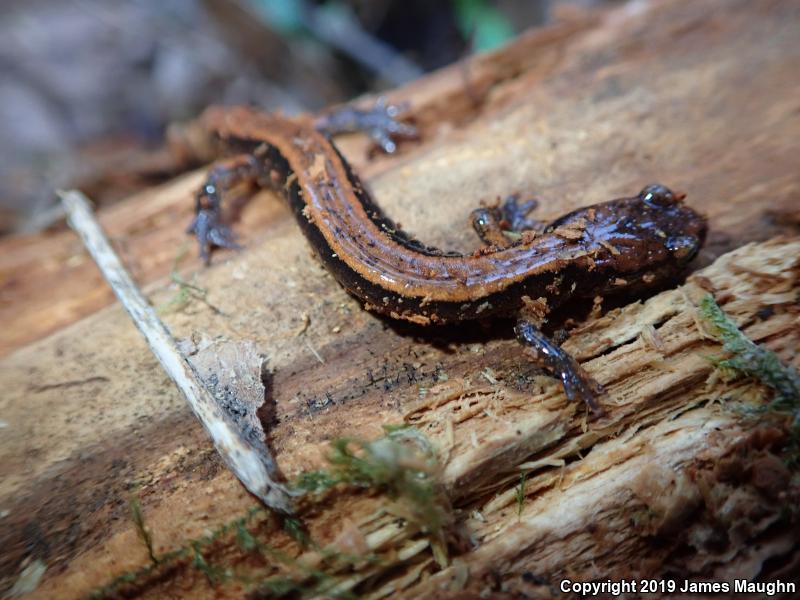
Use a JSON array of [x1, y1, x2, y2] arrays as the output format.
[[58, 189, 295, 514]]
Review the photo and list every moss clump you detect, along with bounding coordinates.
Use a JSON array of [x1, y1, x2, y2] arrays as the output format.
[[293, 426, 453, 565], [130, 497, 157, 565], [87, 506, 269, 599], [699, 295, 800, 405], [159, 243, 219, 314], [89, 428, 451, 598], [699, 294, 800, 459]]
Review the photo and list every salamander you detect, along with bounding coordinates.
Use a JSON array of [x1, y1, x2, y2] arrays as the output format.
[[186, 103, 707, 413]]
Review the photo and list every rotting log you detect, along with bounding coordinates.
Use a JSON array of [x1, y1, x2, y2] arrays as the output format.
[[1, 0, 799, 597], [410, 238, 800, 597], [8, 238, 798, 599]]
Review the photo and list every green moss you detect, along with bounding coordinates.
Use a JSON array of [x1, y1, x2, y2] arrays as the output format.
[[292, 470, 338, 494], [191, 541, 222, 584], [699, 294, 800, 459], [90, 428, 450, 598], [159, 243, 216, 314], [87, 506, 268, 599], [292, 426, 452, 564], [282, 516, 311, 548], [236, 520, 257, 552], [130, 497, 157, 565], [699, 295, 800, 405]]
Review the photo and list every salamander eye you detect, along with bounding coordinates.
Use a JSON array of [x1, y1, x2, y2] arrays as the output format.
[[640, 184, 677, 207], [666, 235, 699, 263]]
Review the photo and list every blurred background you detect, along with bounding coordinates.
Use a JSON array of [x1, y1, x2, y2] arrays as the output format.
[[0, 0, 614, 235]]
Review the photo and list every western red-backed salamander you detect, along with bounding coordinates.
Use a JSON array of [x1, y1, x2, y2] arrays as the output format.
[[187, 104, 707, 414]]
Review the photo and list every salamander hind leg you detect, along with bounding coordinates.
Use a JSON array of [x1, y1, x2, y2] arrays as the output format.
[[190, 154, 261, 264], [514, 318, 606, 416], [471, 194, 544, 248]]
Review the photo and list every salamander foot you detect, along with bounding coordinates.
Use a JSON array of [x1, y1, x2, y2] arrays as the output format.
[[189, 154, 261, 264], [189, 207, 240, 265], [314, 97, 418, 154], [472, 194, 543, 247]]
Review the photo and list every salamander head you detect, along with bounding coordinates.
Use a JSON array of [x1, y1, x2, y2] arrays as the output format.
[[634, 183, 707, 267], [551, 183, 707, 294]]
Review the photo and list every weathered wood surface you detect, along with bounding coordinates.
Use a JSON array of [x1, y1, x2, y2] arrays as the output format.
[[1, 0, 799, 597], [0, 12, 597, 357]]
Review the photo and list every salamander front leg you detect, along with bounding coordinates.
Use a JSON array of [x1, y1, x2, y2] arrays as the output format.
[[514, 317, 606, 416], [314, 97, 418, 154], [190, 154, 261, 264], [471, 195, 544, 248]]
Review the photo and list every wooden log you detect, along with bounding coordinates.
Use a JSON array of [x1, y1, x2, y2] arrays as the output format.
[[1, 0, 799, 597], [0, 12, 598, 357], [6, 238, 797, 599], [411, 238, 800, 597]]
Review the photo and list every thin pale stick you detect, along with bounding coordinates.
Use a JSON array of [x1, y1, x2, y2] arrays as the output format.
[[59, 189, 294, 514]]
